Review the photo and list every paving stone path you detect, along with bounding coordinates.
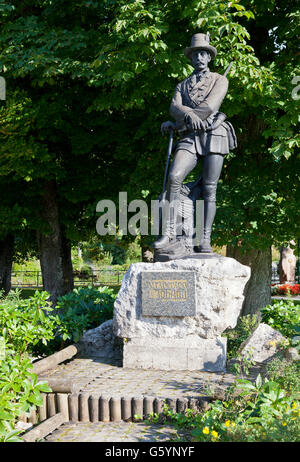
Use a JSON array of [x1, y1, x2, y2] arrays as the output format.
[[41, 355, 240, 399], [44, 421, 187, 443], [40, 355, 263, 443]]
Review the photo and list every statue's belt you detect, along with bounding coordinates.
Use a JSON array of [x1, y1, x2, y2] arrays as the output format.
[[178, 111, 227, 136]]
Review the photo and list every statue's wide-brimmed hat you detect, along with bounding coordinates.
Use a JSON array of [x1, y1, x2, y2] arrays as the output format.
[[184, 33, 217, 60]]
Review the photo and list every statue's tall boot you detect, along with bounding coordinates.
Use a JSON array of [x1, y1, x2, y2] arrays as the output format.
[[198, 200, 215, 253], [199, 228, 213, 253], [153, 195, 178, 249]]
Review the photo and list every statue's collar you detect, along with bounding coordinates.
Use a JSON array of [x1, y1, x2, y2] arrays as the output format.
[[192, 68, 210, 80], [187, 69, 211, 91]]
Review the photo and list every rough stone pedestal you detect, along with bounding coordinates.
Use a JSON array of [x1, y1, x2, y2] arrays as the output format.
[[113, 255, 250, 372]]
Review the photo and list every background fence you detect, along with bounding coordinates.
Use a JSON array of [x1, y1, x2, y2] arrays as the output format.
[[10, 264, 299, 289], [11, 269, 127, 289]]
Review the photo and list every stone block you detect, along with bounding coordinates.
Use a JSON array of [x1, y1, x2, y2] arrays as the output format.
[[239, 323, 286, 363], [169, 347, 188, 370], [123, 336, 227, 372]]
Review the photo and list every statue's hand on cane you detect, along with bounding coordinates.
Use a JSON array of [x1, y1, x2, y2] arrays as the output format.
[[161, 120, 176, 136]]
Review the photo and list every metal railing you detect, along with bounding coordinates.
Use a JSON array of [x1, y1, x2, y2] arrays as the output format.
[[11, 269, 126, 289], [11, 264, 298, 289]]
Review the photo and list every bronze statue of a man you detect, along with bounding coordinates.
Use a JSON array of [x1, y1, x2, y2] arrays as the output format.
[[153, 33, 237, 253]]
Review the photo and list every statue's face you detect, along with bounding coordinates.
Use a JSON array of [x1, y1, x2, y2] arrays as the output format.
[[191, 49, 211, 72]]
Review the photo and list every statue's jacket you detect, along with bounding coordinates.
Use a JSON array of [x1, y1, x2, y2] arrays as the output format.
[[170, 70, 237, 156]]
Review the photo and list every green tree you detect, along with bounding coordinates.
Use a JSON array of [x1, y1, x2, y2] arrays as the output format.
[[0, 0, 298, 311], [0, 1, 121, 302]]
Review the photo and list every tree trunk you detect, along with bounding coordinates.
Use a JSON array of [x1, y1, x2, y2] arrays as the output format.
[[37, 181, 74, 306], [0, 233, 14, 295], [226, 245, 272, 317]]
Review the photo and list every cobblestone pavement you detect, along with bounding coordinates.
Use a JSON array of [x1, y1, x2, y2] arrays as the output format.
[[44, 421, 188, 443], [40, 356, 240, 399], [40, 356, 263, 443]]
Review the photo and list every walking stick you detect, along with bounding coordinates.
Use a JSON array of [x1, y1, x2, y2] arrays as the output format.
[[162, 128, 174, 194], [224, 61, 233, 77], [157, 128, 174, 236]]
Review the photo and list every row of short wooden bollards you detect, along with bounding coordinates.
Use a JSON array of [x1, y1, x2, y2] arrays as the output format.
[[21, 392, 212, 424]]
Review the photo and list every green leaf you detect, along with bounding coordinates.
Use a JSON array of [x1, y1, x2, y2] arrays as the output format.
[[36, 381, 52, 393], [255, 374, 262, 389], [0, 411, 14, 420]]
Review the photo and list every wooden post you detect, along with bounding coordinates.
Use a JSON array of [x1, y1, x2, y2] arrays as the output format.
[[89, 394, 100, 423], [38, 394, 47, 422], [121, 397, 132, 422], [47, 394, 56, 417], [56, 393, 69, 422], [28, 409, 37, 425], [153, 398, 164, 416], [144, 396, 154, 418], [188, 397, 198, 412], [99, 395, 110, 422], [33, 345, 79, 375], [38, 377, 80, 394], [22, 413, 65, 442], [177, 397, 188, 413], [79, 393, 90, 422], [110, 397, 121, 422], [166, 398, 176, 413], [68, 393, 79, 422], [132, 396, 143, 421]]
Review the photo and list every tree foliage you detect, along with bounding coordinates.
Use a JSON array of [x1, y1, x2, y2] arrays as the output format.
[[0, 0, 298, 257]]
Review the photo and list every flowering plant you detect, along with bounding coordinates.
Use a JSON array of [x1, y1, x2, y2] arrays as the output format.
[[272, 284, 300, 296]]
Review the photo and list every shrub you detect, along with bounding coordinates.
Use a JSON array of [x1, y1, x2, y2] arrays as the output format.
[[0, 290, 61, 355], [0, 290, 55, 441], [27, 286, 117, 356], [0, 286, 117, 441], [0, 345, 51, 442], [261, 300, 300, 338], [55, 286, 117, 343], [266, 355, 300, 394]]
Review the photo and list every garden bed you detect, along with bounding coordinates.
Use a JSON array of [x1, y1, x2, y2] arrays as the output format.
[[271, 283, 300, 296]]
